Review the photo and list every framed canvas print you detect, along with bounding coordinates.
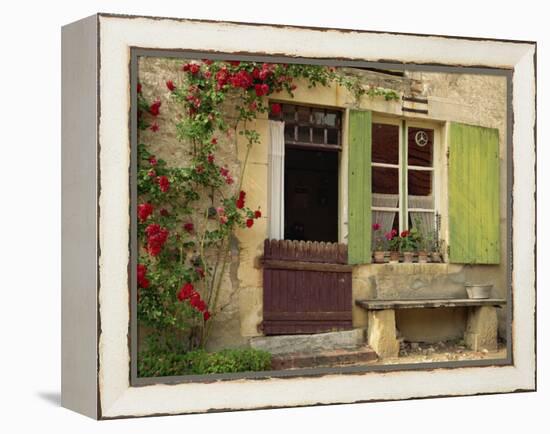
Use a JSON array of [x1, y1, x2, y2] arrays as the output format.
[[61, 13, 536, 419]]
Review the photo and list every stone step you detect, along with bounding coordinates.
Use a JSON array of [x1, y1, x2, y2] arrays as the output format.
[[271, 345, 378, 370], [250, 328, 366, 355]]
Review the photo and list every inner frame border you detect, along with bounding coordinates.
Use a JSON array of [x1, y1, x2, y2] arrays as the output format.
[[128, 48, 515, 387]]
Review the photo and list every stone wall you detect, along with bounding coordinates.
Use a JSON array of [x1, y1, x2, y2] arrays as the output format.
[[138, 57, 509, 349]]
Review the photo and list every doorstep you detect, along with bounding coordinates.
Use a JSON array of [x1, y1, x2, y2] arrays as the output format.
[[271, 345, 377, 370]]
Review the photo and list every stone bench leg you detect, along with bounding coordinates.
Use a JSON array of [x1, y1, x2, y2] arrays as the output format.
[[367, 309, 400, 358], [464, 306, 498, 351]]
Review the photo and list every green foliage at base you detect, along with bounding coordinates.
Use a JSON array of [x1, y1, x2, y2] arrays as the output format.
[[138, 348, 272, 377]]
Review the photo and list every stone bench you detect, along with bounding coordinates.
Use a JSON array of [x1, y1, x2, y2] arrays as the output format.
[[355, 298, 507, 358]]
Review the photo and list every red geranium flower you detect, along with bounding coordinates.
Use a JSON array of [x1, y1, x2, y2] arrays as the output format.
[[149, 99, 161, 116], [149, 122, 159, 132], [246, 218, 254, 228], [372, 223, 381, 231], [254, 209, 262, 219], [166, 80, 176, 91], [137, 203, 154, 222], [157, 176, 170, 192], [270, 103, 282, 116], [401, 230, 410, 238]]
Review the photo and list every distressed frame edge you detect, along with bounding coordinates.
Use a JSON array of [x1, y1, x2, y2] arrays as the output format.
[[93, 14, 536, 419]]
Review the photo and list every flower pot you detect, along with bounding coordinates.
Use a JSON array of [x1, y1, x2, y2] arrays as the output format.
[[417, 251, 429, 263], [465, 283, 493, 299], [373, 251, 386, 263], [403, 251, 414, 263], [389, 251, 400, 263]]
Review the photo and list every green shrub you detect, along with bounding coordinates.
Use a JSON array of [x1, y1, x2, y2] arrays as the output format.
[[138, 348, 272, 377]]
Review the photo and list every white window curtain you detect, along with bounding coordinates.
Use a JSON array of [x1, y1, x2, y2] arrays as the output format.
[[408, 195, 434, 238], [372, 193, 399, 235], [268, 120, 285, 240]]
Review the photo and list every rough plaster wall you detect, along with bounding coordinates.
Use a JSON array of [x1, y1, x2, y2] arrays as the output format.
[[137, 58, 509, 348], [137, 57, 254, 349]]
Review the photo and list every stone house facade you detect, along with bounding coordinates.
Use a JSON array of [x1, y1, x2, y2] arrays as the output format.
[[138, 57, 508, 354]]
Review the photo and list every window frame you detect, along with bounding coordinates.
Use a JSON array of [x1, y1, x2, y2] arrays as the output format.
[[371, 114, 443, 235]]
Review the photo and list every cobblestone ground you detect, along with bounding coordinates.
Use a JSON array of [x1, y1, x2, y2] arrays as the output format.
[[372, 340, 507, 365]]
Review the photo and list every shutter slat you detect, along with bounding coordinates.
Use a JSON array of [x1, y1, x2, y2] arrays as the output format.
[[449, 122, 500, 264], [348, 110, 372, 264]]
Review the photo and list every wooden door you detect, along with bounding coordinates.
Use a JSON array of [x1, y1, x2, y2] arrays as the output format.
[[262, 239, 353, 335]]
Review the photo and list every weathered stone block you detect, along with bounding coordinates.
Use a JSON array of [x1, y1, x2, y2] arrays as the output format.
[[367, 310, 400, 358], [464, 306, 498, 351]]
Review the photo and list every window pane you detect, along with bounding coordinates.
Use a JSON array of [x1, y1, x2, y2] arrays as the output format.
[[372, 123, 399, 165], [372, 167, 398, 194], [285, 124, 295, 141], [327, 128, 339, 145], [297, 106, 311, 123], [282, 104, 295, 122], [408, 127, 433, 167], [312, 109, 325, 125], [312, 127, 325, 144], [372, 211, 398, 248], [298, 126, 310, 142], [325, 111, 338, 127], [408, 170, 432, 196], [408, 211, 435, 240]]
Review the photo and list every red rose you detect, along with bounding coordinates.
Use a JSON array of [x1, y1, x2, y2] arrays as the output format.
[[137, 264, 149, 288], [137, 83, 142, 93], [401, 230, 410, 238], [254, 83, 269, 97], [229, 61, 240, 66], [229, 70, 253, 89], [149, 99, 161, 116], [236, 198, 245, 209], [147, 169, 156, 178], [183, 222, 194, 233], [203, 311, 211, 321], [225, 175, 234, 185], [166, 80, 176, 91], [137, 203, 154, 222], [219, 215, 228, 225], [211, 138, 217, 145], [270, 103, 282, 116], [254, 209, 262, 219], [202, 59, 213, 65], [149, 122, 159, 132], [207, 154, 215, 163], [215, 67, 229, 87], [246, 218, 254, 228], [372, 223, 381, 231], [220, 167, 229, 177], [239, 190, 246, 200], [157, 176, 170, 192], [204, 71, 212, 79], [148, 156, 157, 166], [188, 63, 201, 75], [177, 282, 194, 301], [145, 224, 169, 256]]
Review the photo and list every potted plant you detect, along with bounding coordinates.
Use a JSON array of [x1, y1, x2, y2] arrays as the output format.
[[385, 229, 400, 263], [372, 223, 386, 263], [417, 232, 431, 263], [400, 230, 416, 263]]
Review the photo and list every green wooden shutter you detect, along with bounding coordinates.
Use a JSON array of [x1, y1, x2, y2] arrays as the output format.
[[348, 110, 372, 264], [448, 122, 500, 264]]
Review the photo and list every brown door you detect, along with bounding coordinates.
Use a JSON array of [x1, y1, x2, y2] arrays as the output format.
[[262, 239, 353, 335]]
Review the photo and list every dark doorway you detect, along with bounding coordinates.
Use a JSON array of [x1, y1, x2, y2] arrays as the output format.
[[284, 148, 339, 242]]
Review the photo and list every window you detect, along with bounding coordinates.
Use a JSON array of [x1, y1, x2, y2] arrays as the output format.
[[371, 119, 438, 239]]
